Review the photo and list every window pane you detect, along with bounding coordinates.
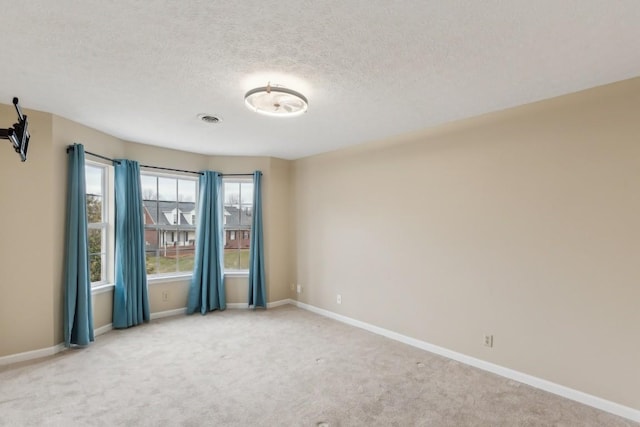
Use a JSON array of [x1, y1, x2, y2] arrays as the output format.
[[178, 248, 195, 272], [178, 179, 196, 202], [85, 165, 103, 197], [225, 229, 240, 249], [151, 239, 178, 274], [224, 204, 241, 227], [158, 177, 177, 201], [155, 228, 178, 274], [156, 254, 177, 274], [240, 205, 252, 226], [144, 228, 158, 252], [223, 179, 253, 271], [86, 195, 103, 223], [239, 249, 250, 270], [178, 202, 196, 226], [143, 200, 158, 225], [86, 163, 110, 285], [240, 182, 253, 204], [186, 229, 196, 246], [146, 251, 158, 275], [89, 254, 102, 282], [224, 249, 240, 270], [88, 228, 102, 255], [141, 175, 157, 200], [224, 182, 240, 204]]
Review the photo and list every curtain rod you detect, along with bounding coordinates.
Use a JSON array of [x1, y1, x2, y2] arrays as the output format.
[[68, 146, 253, 177]]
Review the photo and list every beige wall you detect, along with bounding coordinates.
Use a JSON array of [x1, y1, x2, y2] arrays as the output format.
[[264, 157, 293, 302], [292, 78, 640, 409], [0, 105, 54, 356]]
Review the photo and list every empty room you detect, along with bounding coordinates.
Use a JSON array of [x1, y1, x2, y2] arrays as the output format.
[[1, 2, 639, 426]]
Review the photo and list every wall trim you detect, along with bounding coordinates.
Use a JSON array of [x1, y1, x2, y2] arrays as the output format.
[[146, 300, 291, 316], [0, 343, 66, 367], [268, 299, 292, 308], [1, 322, 116, 366], [226, 299, 292, 310], [150, 308, 187, 320], [291, 300, 640, 423], [94, 324, 113, 336], [226, 303, 248, 309], [91, 283, 115, 295]]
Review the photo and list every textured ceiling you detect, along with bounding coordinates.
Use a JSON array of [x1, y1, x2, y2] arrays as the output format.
[[2, 1, 640, 159]]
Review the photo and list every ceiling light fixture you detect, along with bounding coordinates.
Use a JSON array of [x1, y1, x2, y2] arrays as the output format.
[[244, 83, 308, 117]]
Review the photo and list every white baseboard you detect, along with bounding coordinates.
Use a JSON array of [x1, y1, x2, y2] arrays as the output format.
[[226, 303, 248, 309], [150, 308, 187, 320], [94, 324, 113, 336], [1, 323, 116, 366], [149, 299, 291, 314], [291, 300, 640, 423], [268, 298, 292, 308], [226, 299, 292, 310], [96, 308, 187, 331], [0, 343, 66, 367]]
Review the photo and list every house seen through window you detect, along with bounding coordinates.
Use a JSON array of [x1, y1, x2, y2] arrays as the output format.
[[141, 173, 198, 276], [223, 178, 254, 271]]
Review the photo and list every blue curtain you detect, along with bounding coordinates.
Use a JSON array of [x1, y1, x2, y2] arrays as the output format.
[[113, 160, 150, 328], [187, 171, 226, 314], [63, 144, 94, 347], [248, 171, 266, 308]]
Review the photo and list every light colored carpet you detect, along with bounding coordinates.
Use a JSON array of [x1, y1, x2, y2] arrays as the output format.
[[0, 305, 635, 426]]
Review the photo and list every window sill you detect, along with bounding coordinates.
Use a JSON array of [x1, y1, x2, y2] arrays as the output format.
[[92, 283, 115, 295], [147, 273, 193, 284], [224, 270, 249, 278], [90, 273, 243, 291]]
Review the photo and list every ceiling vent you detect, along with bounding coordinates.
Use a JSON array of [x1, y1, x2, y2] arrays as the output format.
[[197, 114, 222, 124]]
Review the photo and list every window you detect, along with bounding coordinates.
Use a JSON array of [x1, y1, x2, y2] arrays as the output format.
[[223, 178, 253, 271], [141, 173, 198, 276], [85, 162, 111, 285]]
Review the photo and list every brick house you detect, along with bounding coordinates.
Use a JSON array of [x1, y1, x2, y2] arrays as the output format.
[[143, 200, 196, 257], [223, 205, 252, 249]]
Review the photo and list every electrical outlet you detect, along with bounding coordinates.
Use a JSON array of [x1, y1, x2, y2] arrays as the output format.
[[484, 334, 493, 348], [290, 283, 294, 291], [162, 291, 168, 302], [337, 294, 342, 304], [296, 284, 302, 293]]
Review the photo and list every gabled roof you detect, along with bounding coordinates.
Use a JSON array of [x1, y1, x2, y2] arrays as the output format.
[[143, 201, 196, 226], [224, 205, 252, 228]]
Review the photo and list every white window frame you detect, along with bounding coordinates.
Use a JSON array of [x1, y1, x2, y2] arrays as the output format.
[[141, 171, 198, 279], [85, 160, 114, 288], [222, 177, 254, 274]]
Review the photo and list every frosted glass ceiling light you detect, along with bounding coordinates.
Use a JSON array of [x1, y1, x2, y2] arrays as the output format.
[[244, 83, 308, 117]]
